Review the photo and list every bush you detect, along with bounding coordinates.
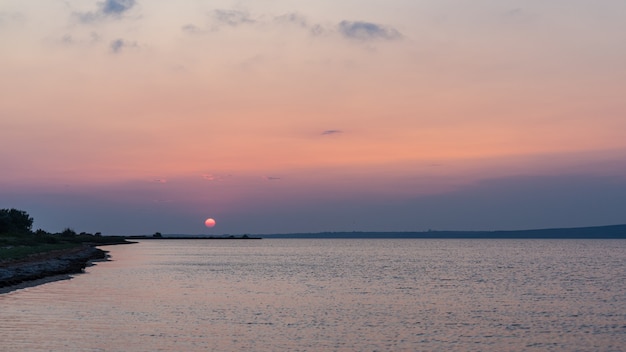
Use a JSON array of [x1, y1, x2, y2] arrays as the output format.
[[60, 228, 77, 237]]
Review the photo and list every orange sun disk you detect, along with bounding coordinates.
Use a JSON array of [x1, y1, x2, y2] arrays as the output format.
[[204, 218, 216, 228]]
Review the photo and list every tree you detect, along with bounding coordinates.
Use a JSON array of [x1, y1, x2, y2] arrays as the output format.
[[0, 208, 34, 234], [34, 229, 49, 236], [60, 228, 77, 236]]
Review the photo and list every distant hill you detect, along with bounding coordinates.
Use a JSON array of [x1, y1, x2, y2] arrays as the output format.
[[260, 224, 626, 239]]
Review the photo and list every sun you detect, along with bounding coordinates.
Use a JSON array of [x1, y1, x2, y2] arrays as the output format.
[[204, 218, 216, 228]]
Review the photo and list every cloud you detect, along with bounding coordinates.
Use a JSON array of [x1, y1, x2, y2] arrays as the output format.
[[76, 0, 136, 23], [183, 9, 256, 34], [181, 24, 205, 34], [202, 174, 216, 181], [61, 34, 74, 44], [101, 0, 136, 15], [201, 174, 227, 181], [321, 130, 343, 136], [274, 12, 307, 27], [211, 9, 255, 27], [182, 10, 400, 42], [273, 12, 326, 36], [110, 38, 124, 52], [110, 38, 137, 53], [263, 176, 281, 181], [0, 11, 25, 26], [60, 31, 101, 45], [185, 10, 327, 36], [338, 20, 402, 41]]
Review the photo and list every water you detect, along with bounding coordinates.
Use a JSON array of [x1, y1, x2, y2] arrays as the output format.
[[1, 239, 625, 351]]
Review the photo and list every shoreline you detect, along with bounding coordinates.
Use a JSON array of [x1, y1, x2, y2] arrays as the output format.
[[0, 245, 109, 293]]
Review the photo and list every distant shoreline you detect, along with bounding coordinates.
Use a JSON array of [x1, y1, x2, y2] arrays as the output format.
[[259, 224, 626, 239], [127, 224, 626, 240], [126, 235, 262, 240]]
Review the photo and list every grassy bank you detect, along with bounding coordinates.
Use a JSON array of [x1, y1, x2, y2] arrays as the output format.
[[0, 243, 81, 261], [0, 231, 131, 263]]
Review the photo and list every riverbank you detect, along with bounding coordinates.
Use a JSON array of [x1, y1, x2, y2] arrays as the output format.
[[0, 245, 109, 291]]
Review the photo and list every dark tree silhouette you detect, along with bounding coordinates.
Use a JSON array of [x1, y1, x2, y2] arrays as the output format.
[[60, 228, 77, 237], [0, 208, 34, 234]]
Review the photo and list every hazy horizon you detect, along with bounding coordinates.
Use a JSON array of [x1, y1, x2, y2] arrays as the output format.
[[2, 1, 626, 235]]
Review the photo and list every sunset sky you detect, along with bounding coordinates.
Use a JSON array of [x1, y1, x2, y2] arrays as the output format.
[[2, 0, 626, 235]]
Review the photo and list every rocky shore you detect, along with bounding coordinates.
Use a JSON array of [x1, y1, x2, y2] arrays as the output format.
[[0, 246, 108, 289]]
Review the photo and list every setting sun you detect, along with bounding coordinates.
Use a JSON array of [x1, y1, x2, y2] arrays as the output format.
[[204, 218, 216, 228]]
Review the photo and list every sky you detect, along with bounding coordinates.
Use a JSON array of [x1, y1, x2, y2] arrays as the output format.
[[1, 0, 626, 235]]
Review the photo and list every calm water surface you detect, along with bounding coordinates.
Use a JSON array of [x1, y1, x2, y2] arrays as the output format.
[[1, 239, 625, 351]]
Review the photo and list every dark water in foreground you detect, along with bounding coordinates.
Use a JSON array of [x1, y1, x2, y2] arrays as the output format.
[[1, 239, 625, 351]]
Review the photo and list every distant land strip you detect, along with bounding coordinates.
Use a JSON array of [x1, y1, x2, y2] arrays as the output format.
[[126, 235, 261, 240], [124, 224, 626, 239], [259, 224, 626, 239]]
